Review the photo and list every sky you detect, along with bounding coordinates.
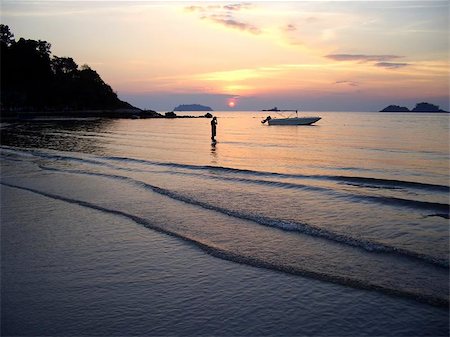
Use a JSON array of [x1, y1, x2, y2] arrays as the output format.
[[1, 1, 449, 111]]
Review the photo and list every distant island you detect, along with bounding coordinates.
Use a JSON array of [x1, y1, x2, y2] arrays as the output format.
[[379, 105, 410, 112], [380, 102, 448, 113], [173, 104, 213, 111]]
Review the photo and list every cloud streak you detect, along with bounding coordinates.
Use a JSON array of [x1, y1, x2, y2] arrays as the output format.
[[325, 54, 409, 70], [374, 62, 409, 69], [223, 3, 253, 11], [184, 5, 204, 13], [335, 80, 359, 86], [185, 3, 260, 35], [325, 54, 402, 62], [206, 16, 261, 34], [284, 24, 297, 32]]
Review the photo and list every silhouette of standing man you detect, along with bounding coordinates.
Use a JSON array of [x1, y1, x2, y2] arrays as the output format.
[[211, 116, 217, 142]]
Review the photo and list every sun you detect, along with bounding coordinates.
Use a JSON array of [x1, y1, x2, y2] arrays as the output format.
[[228, 100, 236, 108]]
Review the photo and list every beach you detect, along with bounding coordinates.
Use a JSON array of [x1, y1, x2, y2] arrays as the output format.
[[1, 111, 449, 336]]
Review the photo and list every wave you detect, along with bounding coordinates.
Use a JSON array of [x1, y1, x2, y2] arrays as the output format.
[[34, 164, 449, 268], [1, 181, 447, 308], [101, 155, 450, 193], [143, 169, 449, 215], [0, 147, 149, 173], [426, 213, 450, 220], [332, 176, 449, 193], [2, 146, 448, 193], [351, 194, 449, 214], [2, 146, 449, 217]]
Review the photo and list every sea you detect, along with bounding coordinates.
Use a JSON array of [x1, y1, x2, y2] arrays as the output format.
[[1, 111, 449, 336]]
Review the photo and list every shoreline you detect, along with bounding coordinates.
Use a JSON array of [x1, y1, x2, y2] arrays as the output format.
[[0, 109, 213, 122], [1, 109, 448, 120], [1, 175, 448, 336]]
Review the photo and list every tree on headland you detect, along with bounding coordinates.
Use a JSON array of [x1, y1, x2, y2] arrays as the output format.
[[1, 31, 53, 110], [52, 56, 78, 75], [0, 24, 136, 113], [0, 24, 14, 46]]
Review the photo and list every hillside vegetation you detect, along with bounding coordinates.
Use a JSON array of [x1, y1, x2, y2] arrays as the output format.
[[0, 25, 135, 114]]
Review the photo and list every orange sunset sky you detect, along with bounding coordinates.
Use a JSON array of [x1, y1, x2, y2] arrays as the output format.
[[2, 1, 449, 111]]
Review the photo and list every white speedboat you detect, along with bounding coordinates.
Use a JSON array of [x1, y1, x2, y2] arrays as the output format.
[[261, 109, 321, 125], [264, 116, 321, 125]]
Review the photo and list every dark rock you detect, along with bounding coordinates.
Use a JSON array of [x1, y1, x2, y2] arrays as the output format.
[[140, 110, 163, 118], [165, 111, 177, 118]]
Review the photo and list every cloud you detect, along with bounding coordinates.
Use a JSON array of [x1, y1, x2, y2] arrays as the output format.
[[184, 5, 204, 12], [325, 54, 409, 70], [186, 3, 260, 35], [279, 24, 302, 46], [284, 24, 297, 32], [325, 54, 402, 62], [185, 3, 253, 13], [335, 80, 359, 86], [223, 3, 253, 11], [207, 17, 261, 34], [305, 17, 319, 24], [374, 62, 409, 69]]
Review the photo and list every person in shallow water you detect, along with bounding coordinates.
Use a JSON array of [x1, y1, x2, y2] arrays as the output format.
[[211, 116, 217, 141]]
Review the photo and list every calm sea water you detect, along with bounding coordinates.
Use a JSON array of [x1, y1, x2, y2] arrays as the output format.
[[1, 111, 449, 336]]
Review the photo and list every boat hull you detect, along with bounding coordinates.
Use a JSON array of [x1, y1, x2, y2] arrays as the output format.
[[267, 117, 321, 125]]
